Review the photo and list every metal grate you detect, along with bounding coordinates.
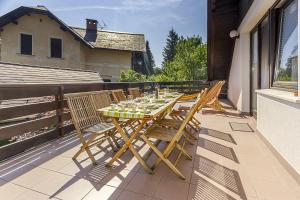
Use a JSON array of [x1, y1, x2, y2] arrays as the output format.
[[189, 176, 237, 200], [229, 122, 254, 132], [194, 156, 247, 200], [201, 129, 236, 144], [198, 138, 239, 163]]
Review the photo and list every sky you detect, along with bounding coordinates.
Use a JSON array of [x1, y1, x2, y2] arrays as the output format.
[[0, 0, 207, 67]]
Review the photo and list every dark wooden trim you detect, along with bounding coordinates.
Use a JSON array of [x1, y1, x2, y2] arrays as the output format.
[[0, 101, 57, 121], [0, 115, 58, 140], [0, 85, 59, 100], [0, 128, 60, 160]]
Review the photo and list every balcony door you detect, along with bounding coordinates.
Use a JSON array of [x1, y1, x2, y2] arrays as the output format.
[[250, 16, 270, 117], [250, 29, 259, 117]]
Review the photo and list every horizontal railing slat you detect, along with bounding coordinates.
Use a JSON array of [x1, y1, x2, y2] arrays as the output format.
[[0, 101, 57, 121], [0, 115, 58, 140], [0, 128, 60, 160]]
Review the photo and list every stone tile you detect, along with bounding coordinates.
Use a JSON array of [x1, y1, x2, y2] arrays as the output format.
[[53, 178, 94, 200], [13, 188, 56, 200], [154, 179, 189, 200], [32, 171, 74, 196], [125, 172, 160, 196], [37, 156, 72, 171], [0, 180, 28, 200], [83, 185, 122, 200], [11, 167, 55, 188], [117, 190, 152, 200], [252, 178, 298, 200], [102, 169, 136, 189]]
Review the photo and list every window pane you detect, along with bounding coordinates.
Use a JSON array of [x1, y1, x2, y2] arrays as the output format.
[[51, 38, 62, 58], [261, 17, 270, 89], [274, 0, 298, 84], [251, 30, 259, 116], [20, 34, 32, 55]]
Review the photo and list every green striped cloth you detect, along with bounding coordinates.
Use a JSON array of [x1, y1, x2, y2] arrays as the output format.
[[102, 93, 180, 119], [103, 110, 146, 119]]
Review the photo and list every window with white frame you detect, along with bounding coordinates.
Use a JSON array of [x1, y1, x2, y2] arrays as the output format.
[[274, 0, 298, 87]]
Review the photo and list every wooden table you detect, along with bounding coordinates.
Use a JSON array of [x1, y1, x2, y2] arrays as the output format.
[[97, 94, 183, 173]]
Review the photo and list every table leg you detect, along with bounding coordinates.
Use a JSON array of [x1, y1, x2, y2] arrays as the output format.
[[106, 118, 153, 174]]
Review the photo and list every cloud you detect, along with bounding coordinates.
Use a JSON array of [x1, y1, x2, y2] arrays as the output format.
[[53, 0, 183, 12]]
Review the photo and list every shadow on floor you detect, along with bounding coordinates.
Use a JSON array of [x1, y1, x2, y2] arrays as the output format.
[[198, 137, 239, 163], [193, 155, 247, 200], [200, 128, 237, 144], [202, 109, 247, 119]]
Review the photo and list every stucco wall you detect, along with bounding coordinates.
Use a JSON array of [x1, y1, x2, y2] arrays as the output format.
[[0, 14, 83, 69], [228, 0, 277, 112], [82, 47, 132, 82], [257, 94, 300, 176], [228, 0, 300, 179], [0, 13, 133, 81]]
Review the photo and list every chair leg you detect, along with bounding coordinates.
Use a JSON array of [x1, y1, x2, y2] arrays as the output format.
[[140, 135, 186, 180], [184, 128, 197, 141], [143, 139, 161, 161], [175, 143, 192, 160], [110, 131, 121, 148], [107, 135, 118, 152], [74, 133, 98, 165]]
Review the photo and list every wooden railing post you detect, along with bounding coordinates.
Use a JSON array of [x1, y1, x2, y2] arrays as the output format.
[[55, 85, 64, 136]]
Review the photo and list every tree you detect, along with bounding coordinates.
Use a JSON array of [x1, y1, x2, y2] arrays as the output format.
[[162, 28, 179, 68], [160, 35, 207, 81], [145, 40, 155, 75], [120, 70, 146, 82]]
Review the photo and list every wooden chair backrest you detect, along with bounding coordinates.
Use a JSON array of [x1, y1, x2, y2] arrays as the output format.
[[128, 88, 141, 98], [167, 87, 217, 150], [65, 92, 100, 131], [205, 81, 225, 105], [91, 91, 112, 109], [112, 89, 126, 103], [215, 80, 225, 99]]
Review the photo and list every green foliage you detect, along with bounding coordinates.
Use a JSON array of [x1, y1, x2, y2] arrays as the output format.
[[119, 31, 207, 82], [154, 35, 207, 81], [153, 67, 162, 75], [162, 28, 179, 68], [146, 41, 155, 75], [120, 70, 147, 82]]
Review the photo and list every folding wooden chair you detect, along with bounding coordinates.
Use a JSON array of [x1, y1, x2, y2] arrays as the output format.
[[128, 87, 141, 98], [176, 80, 225, 112], [65, 92, 117, 164], [140, 89, 213, 180], [206, 80, 226, 112], [111, 89, 127, 103], [163, 81, 225, 133]]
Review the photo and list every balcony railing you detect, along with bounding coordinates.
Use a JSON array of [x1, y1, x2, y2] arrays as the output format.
[[0, 80, 226, 160]]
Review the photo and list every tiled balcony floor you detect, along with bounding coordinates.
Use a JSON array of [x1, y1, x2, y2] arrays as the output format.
[[0, 101, 299, 200]]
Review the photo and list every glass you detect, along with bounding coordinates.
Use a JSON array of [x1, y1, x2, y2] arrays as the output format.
[[274, 0, 298, 85], [127, 95, 133, 101], [143, 92, 148, 96], [251, 29, 259, 117], [260, 17, 270, 89]]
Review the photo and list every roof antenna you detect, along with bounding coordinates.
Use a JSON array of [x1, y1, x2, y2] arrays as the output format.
[[99, 20, 107, 30]]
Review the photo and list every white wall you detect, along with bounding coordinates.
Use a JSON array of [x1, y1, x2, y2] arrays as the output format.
[[228, 34, 250, 112], [227, 0, 277, 112], [257, 94, 300, 175], [228, 0, 300, 179]]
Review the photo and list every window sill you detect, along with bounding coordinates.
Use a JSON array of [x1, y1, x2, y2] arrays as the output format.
[[16, 53, 35, 57], [256, 89, 300, 104], [47, 57, 64, 60]]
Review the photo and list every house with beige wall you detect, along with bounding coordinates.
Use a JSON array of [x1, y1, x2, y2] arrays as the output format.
[[0, 6, 146, 82]]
